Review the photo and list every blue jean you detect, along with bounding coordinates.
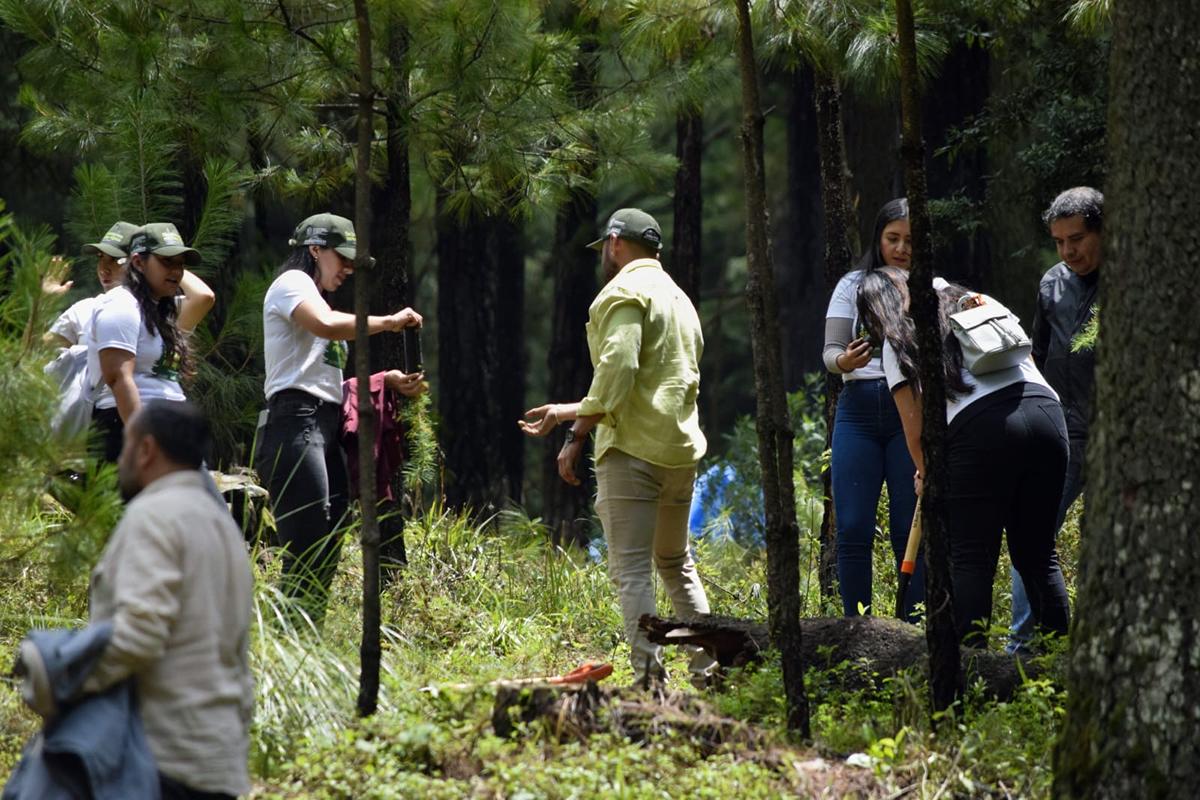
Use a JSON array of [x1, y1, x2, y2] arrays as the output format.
[[832, 378, 922, 620], [1008, 435, 1085, 651]]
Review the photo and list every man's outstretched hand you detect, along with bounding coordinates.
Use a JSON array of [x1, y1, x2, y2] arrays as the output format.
[[518, 404, 560, 438]]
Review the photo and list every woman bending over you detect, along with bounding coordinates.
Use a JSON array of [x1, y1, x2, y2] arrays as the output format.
[[857, 267, 1071, 646]]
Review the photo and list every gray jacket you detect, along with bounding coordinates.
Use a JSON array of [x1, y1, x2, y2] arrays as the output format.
[[3, 623, 160, 800]]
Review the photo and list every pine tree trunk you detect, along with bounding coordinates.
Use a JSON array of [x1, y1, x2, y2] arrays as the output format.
[[543, 191, 597, 548], [436, 197, 507, 515], [541, 7, 598, 548], [814, 70, 853, 604], [352, 0, 381, 718], [780, 65, 826, 388], [895, 0, 960, 716], [1053, 4, 1200, 795], [921, 42, 990, 289], [493, 211, 526, 505], [371, 15, 412, 374], [733, 0, 809, 738], [670, 109, 703, 306], [371, 14, 414, 574]]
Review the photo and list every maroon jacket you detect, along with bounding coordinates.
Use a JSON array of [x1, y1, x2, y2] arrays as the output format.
[[341, 372, 405, 502]]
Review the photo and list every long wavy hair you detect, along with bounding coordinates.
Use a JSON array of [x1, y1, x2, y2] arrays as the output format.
[[856, 266, 972, 400], [856, 198, 909, 273], [125, 254, 194, 382]]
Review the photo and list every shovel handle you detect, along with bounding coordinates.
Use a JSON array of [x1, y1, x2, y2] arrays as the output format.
[[896, 505, 924, 618]]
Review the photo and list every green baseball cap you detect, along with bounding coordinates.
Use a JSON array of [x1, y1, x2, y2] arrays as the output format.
[[289, 212, 374, 265], [586, 208, 664, 251], [129, 222, 202, 266], [81, 220, 139, 259]]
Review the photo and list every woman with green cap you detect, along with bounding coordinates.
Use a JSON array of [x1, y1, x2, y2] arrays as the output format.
[[44, 220, 139, 347], [256, 212, 423, 621], [89, 222, 215, 461]]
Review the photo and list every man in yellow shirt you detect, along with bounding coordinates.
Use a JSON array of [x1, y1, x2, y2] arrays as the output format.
[[520, 208, 716, 686]]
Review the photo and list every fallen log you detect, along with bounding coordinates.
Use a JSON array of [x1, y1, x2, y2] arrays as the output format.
[[640, 613, 1043, 701]]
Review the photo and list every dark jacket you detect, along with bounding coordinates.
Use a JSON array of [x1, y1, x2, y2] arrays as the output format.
[[1031, 262, 1099, 440], [3, 624, 160, 800]]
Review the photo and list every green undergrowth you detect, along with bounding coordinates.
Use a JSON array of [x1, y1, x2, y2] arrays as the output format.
[[0, 494, 1080, 799]]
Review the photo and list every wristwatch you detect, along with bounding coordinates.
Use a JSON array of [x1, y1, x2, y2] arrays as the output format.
[[564, 428, 583, 445]]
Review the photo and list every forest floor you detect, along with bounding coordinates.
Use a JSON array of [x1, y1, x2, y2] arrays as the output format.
[[0, 501, 1079, 799]]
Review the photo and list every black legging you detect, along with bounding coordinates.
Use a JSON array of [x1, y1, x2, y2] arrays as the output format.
[[255, 389, 349, 623], [945, 384, 1071, 646]]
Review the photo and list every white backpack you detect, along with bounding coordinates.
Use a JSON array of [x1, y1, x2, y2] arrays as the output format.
[[45, 344, 105, 440], [45, 302, 107, 440], [949, 293, 1032, 375]]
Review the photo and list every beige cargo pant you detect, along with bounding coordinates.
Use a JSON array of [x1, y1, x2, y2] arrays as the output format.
[[594, 448, 718, 684]]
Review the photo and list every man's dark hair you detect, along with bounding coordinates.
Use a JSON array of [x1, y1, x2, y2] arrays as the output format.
[[1042, 187, 1104, 231], [132, 400, 211, 469]]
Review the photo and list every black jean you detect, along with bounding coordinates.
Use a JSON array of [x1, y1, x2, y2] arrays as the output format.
[[91, 406, 124, 463], [255, 389, 349, 623], [945, 385, 1071, 646], [160, 773, 235, 800]]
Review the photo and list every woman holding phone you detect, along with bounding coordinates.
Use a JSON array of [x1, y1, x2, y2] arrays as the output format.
[[821, 198, 923, 620]]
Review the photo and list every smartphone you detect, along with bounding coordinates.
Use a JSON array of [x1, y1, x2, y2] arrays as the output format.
[[402, 328, 424, 376]]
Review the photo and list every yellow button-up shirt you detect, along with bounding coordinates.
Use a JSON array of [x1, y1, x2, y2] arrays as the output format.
[[578, 258, 707, 468]]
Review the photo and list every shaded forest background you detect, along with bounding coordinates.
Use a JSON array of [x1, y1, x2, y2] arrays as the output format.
[[0, 0, 1107, 531]]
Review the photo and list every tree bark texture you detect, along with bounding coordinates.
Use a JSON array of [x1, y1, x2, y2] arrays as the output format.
[[543, 190, 598, 547], [814, 70, 854, 604], [733, 0, 810, 738], [436, 197, 508, 516], [670, 109, 703, 307], [352, 0, 381, 719], [895, 0, 960, 716], [1053, 3, 1200, 796], [371, 14, 414, 572], [541, 8, 598, 548], [370, 15, 413, 375], [493, 210, 526, 505], [780, 65, 827, 387]]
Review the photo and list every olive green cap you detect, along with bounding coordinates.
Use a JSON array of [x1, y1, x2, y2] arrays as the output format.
[[289, 212, 374, 265], [81, 220, 139, 259], [586, 208, 664, 251], [129, 222, 202, 266]]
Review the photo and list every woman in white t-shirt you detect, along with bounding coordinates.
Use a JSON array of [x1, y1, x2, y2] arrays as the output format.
[[255, 212, 422, 622], [857, 267, 1071, 647], [821, 198, 924, 620], [91, 222, 215, 462], [44, 220, 139, 348]]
